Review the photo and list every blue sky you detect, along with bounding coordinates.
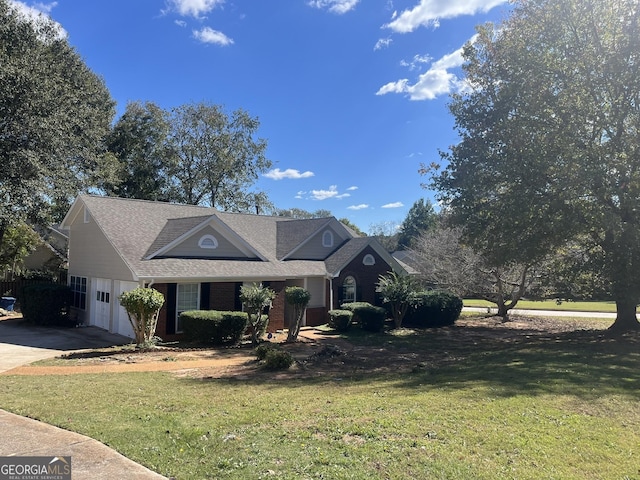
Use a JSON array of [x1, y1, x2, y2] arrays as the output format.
[[13, 0, 510, 233]]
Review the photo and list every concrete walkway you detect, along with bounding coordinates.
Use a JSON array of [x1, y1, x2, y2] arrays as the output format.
[[0, 410, 169, 479], [0, 316, 169, 479]]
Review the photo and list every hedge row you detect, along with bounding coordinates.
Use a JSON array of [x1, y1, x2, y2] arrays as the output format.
[[404, 291, 463, 328], [21, 283, 74, 327], [180, 310, 248, 345]]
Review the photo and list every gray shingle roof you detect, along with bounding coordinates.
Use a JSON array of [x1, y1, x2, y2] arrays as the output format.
[[74, 195, 393, 281]]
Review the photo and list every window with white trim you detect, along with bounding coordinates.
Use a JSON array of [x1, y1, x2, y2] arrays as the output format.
[[322, 230, 334, 248], [363, 254, 376, 266], [70, 276, 87, 310], [176, 283, 199, 333], [198, 234, 218, 249], [342, 276, 356, 304]]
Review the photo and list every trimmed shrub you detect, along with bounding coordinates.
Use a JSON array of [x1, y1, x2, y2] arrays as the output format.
[[255, 342, 279, 360], [264, 349, 294, 370], [341, 302, 386, 333], [328, 309, 353, 331], [119, 287, 165, 346], [404, 291, 463, 328], [181, 310, 248, 345], [21, 283, 73, 326]]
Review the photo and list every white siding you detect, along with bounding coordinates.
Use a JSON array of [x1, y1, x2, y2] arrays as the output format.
[[115, 281, 138, 338]]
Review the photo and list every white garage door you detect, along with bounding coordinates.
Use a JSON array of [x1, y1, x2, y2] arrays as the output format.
[[91, 278, 111, 331], [115, 281, 138, 339]]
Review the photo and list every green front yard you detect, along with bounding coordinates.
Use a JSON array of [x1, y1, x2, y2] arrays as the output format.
[[1, 319, 639, 479], [464, 299, 619, 313]]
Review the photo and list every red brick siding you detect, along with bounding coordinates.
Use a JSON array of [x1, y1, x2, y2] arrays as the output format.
[[306, 306, 328, 326], [331, 246, 393, 308], [208, 282, 237, 311], [267, 281, 287, 332]]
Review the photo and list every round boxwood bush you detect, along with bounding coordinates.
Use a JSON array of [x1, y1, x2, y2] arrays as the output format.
[[341, 302, 386, 332], [263, 349, 294, 370], [328, 309, 353, 331], [255, 342, 279, 360]]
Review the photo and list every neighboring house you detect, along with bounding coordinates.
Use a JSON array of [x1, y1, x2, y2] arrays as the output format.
[[23, 224, 68, 273], [61, 195, 408, 340]]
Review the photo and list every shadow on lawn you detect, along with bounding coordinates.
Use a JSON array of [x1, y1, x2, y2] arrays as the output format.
[[179, 322, 640, 400], [391, 328, 640, 399]]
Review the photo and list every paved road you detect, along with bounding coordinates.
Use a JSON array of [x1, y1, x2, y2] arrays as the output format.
[[0, 316, 131, 373], [463, 306, 618, 319]]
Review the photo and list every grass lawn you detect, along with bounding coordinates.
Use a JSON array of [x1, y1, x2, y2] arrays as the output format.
[[1, 320, 639, 479], [464, 299, 619, 313]]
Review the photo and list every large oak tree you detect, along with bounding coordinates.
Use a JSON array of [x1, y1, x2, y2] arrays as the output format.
[[430, 0, 640, 330], [0, 1, 115, 244]]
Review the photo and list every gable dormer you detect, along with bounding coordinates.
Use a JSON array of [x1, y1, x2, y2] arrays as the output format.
[[145, 215, 265, 260], [278, 217, 353, 261]]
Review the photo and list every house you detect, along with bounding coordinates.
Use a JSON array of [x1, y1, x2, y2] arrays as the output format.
[[61, 195, 408, 340], [23, 224, 68, 274]]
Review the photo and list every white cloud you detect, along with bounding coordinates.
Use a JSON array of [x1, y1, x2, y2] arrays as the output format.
[[382, 202, 404, 208], [175, 20, 187, 27], [385, 0, 507, 33], [8, 0, 66, 38], [308, 0, 359, 14], [400, 54, 431, 71], [311, 185, 339, 200], [374, 37, 393, 51], [346, 186, 358, 191], [193, 27, 234, 45], [168, 0, 224, 19], [348, 204, 369, 210], [376, 35, 475, 100], [264, 168, 315, 180], [336, 193, 351, 199]]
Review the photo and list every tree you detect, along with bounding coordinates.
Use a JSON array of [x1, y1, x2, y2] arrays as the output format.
[[0, 223, 40, 280], [376, 272, 419, 329], [428, 0, 640, 331], [397, 198, 437, 249], [285, 286, 311, 342], [104, 101, 173, 201], [411, 226, 536, 320], [338, 218, 366, 236], [119, 287, 165, 347], [0, 1, 115, 244], [369, 221, 400, 252], [239, 283, 276, 346], [276, 208, 333, 219], [166, 102, 273, 213]]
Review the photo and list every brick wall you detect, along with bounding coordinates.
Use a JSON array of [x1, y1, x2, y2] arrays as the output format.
[[332, 245, 392, 308]]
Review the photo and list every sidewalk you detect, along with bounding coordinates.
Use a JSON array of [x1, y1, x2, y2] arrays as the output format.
[[0, 409, 170, 480]]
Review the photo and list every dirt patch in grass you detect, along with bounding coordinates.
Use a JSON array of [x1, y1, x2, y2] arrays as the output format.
[[7, 315, 630, 380]]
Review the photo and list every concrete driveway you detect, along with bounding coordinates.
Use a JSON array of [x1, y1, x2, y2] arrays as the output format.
[[0, 316, 132, 373]]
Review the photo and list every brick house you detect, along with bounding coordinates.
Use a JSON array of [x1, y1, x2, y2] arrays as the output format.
[[61, 195, 409, 340]]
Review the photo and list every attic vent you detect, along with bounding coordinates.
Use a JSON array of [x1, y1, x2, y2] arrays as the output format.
[[363, 254, 375, 266], [322, 230, 334, 248], [198, 234, 218, 249]]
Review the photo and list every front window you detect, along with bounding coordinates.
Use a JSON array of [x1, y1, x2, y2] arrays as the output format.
[[70, 276, 87, 310], [342, 276, 356, 304], [176, 283, 199, 333]]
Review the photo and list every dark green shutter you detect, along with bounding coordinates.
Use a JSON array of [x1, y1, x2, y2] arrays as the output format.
[[166, 284, 177, 335]]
